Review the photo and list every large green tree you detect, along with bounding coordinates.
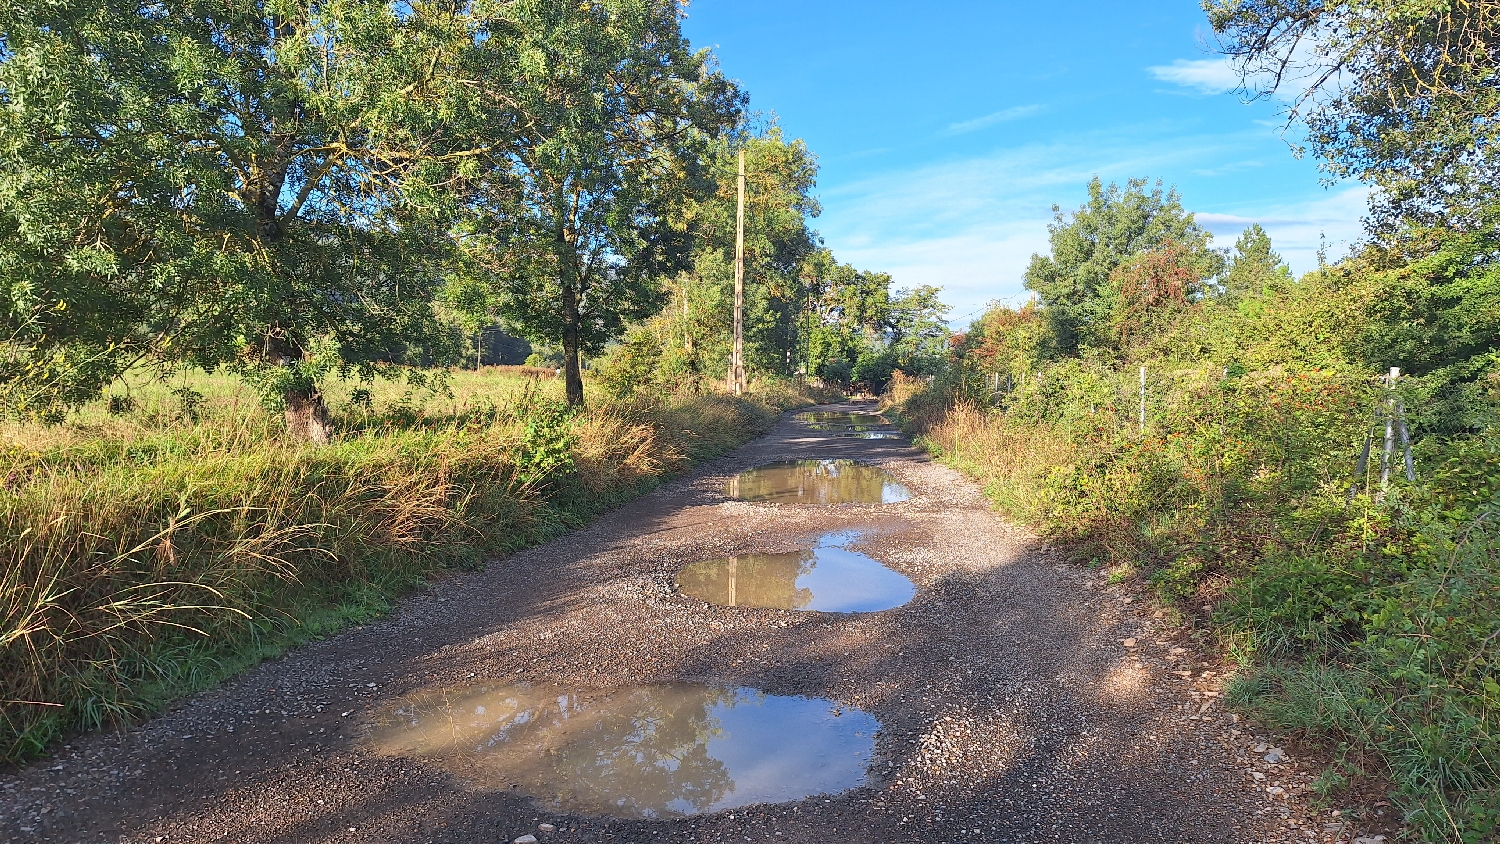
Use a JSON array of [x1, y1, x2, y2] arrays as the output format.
[[1207, 0, 1500, 231], [0, 0, 492, 435], [461, 0, 740, 406], [1023, 177, 1221, 356]]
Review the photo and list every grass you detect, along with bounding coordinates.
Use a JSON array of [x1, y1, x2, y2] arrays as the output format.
[[1, 367, 819, 763], [886, 367, 1500, 843]]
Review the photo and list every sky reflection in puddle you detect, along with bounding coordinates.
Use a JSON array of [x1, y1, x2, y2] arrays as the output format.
[[676, 530, 915, 612], [795, 411, 891, 432], [726, 460, 910, 504], [365, 683, 876, 818]]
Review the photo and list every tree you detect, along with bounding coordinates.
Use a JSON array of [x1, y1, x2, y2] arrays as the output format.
[[1106, 240, 1219, 347], [673, 128, 821, 380], [1023, 177, 1221, 356], [962, 302, 1047, 378], [803, 254, 891, 384], [0, 0, 492, 436], [886, 285, 951, 374], [463, 0, 741, 406], [1207, 0, 1500, 231], [1221, 224, 1293, 298]]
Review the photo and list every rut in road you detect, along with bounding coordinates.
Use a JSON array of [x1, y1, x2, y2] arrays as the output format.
[[2, 402, 1351, 844]]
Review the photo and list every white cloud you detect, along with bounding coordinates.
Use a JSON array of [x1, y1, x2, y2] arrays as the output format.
[[1148, 58, 1240, 95], [1196, 185, 1370, 273], [814, 129, 1368, 327], [945, 104, 1043, 135]]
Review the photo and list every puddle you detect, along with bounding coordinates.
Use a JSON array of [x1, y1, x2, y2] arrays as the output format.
[[795, 411, 889, 432], [365, 683, 876, 818], [726, 460, 910, 504], [676, 530, 915, 612]]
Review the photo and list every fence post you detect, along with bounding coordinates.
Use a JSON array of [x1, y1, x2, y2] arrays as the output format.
[[1380, 367, 1399, 487], [1138, 365, 1147, 434]]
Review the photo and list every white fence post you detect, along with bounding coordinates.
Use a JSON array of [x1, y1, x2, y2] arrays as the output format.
[[1138, 366, 1147, 434]]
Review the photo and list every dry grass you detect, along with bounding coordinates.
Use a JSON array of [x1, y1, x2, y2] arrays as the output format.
[[0, 369, 816, 762], [895, 397, 1072, 524]]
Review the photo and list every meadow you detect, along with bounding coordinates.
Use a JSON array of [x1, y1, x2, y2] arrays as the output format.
[[0, 368, 816, 763]]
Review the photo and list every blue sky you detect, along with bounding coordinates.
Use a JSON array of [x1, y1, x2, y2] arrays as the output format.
[[680, 0, 1368, 326]]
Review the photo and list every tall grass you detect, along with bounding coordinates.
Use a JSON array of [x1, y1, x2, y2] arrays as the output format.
[[890, 366, 1499, 843], [1, 369, 813, 762]]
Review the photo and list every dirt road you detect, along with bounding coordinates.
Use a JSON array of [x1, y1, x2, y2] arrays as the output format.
[[2, 403, 1361, 843]]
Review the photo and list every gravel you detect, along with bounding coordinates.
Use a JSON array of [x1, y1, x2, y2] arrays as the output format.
[[0, 402, 1394, 843]]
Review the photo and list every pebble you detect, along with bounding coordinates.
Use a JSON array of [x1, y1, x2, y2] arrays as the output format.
[[539, 823, 556, 833], [1353, 837, 1386, 844], [515, 836, 538, 844], [1264, 747, 1286, 764], [1121, 638, 1137, 648]]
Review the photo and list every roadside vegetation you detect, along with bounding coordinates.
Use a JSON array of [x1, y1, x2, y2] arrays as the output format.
[[887, 3, 1500, 840], [0, 369, 829, 763], [0, 0, 949, 765]]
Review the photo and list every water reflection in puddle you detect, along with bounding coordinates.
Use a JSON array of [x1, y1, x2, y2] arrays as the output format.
[[795, 411, 890, 432], [676, 531, 915, 612], [365, 683, 876, 818], [727, 460, 910, 504]]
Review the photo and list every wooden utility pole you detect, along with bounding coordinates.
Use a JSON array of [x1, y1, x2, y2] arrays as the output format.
[[731, 149, 747, 395]]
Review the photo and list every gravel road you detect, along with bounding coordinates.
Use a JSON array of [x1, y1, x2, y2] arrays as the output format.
[[1, 402, 1379, 843]]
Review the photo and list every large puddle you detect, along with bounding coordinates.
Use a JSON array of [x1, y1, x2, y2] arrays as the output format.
[[676, 530, 915, 612], [365, 683, 877, 818], [726, 460, 911, 504]]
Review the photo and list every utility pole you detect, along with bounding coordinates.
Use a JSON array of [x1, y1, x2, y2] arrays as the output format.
[[731, 148, 747, 395]]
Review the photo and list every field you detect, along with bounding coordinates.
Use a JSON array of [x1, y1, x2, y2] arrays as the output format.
[[0, 367, 816, 762]]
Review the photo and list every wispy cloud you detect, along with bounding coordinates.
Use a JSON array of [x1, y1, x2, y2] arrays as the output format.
[[815, 127, 1366, 326], [1191, 160, 1264, 177], [945, 104, 1043, 135], [1148, 58, 1240, 95], [1195, 186, 1370, 270]]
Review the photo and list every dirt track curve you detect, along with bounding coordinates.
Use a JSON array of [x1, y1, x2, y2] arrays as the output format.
[[2, 401, 1367, 844]]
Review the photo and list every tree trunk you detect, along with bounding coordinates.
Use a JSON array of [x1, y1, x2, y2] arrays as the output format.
[[250, 164, 335, 444], [265, 329, 333, 444], [285, 389, 333, 445], [560, 274, 584, 406]]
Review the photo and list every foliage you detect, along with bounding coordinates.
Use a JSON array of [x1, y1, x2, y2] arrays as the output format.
[[457, 0, 742, 406], [0, 0, 481, 425], [1206, 0, 1500, 230], [1024, 177, 1222, 356], [895, 182, 1500, 839]]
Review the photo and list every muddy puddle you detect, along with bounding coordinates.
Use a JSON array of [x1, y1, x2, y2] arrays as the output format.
[[675, 530, 914, 612], [794, 411, 890, 432], [365, 683, 876, 818], [726, 460, 910, 504]]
